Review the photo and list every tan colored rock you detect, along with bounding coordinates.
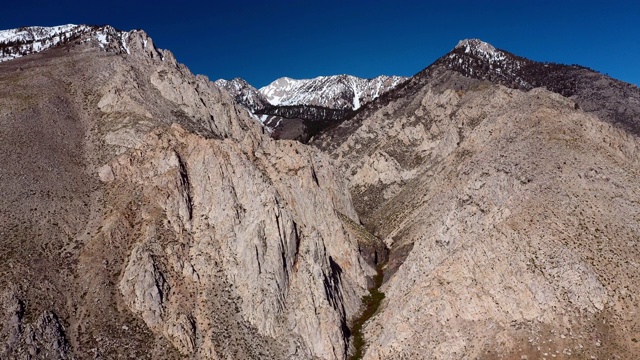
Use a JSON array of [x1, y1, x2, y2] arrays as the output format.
[[102, 125, 373, 359], [120, 243, 169, 328], [97, 164, 115, 182], [0, 28, 374, 359], [316, 71, 640, 359]]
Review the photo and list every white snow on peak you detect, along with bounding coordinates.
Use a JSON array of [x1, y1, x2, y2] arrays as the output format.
[[96, 32, 108, 48], [0, 24, 93, 62], [0, 24, 155, 63], [0, 24, 80, 43], [214, 77, 269, 113], [259, 74, 407, 110], [447, 38, 533, 88], [455, 39, 506, 63], [120, 31, 130, 54], [88, 25, 133, 54]]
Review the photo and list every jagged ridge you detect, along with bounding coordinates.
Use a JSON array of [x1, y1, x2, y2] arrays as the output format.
[[0, 24, 163, 62], [0, 22, 378, 360], [215, 74, 407, 142], [259, 74, 407, 111], [314, 38, 640, 150], [214, 78, 270, 113]]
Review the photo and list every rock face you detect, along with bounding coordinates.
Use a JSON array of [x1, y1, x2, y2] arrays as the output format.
[[0, 25, 375, 359], [313, 59, 640, 358], [103, 124, 373, 359], [0, 288, 71, 359]]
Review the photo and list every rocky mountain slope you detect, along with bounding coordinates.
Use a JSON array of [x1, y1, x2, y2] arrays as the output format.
[[316, 39, 640, 149], [313, 40, 640, 359], [3, 23, 640, 360], [0, 25, 379, 359], [439, 39, 640, 135], [213, 77, 270, 113]]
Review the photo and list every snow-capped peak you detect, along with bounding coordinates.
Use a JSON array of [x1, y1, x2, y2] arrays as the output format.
[[439, 38, 533, 90], [0, 24, 162, 63], [258, 74, 407, 111], [0, 24, 80, 43], [455, 38, 506, 63]]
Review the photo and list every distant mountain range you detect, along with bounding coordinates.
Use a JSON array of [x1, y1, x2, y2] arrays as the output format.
[[259, 75, 407, 110], [216, 75, 407, 112], [215, 74, 407, 141]]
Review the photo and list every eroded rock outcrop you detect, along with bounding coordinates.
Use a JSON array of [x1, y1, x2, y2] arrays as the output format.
[[97, 125, 373, 358], [0, 25, 375, 359], [0, 289, 71, 359]]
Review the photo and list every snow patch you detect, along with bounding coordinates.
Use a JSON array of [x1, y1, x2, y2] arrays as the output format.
[[0, 24, 94, 62], [96, 32, 108, 48], [120, 32, 130, 54]]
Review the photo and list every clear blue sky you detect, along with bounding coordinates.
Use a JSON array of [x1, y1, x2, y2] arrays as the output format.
[[2, 0, 639, 88]]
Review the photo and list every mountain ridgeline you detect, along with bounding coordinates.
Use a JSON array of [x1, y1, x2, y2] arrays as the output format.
[[2, 24, 640, 360], [437, 39, 640, 135], [311, 38, 640, 359], [215, 74, 408, 142], [0, 25, 156, 62], [0, 25, 376, 360]]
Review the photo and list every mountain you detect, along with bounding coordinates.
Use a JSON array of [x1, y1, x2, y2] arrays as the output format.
[[213, 77, 270, 113], [439, 39, 640, 135], [260, 75, 407, 111], [312, 39, 640, 358], [3, 23, 640, 360], [316, 38, 640, 149], [214, 74, 407, 142], [0, 25, 163, 62], [257, 75, 407, 142], [0, 24, 91, 61], [0, 25, 378, 359]]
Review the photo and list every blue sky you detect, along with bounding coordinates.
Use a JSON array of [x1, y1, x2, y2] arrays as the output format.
[[2, 0, 639, 88]]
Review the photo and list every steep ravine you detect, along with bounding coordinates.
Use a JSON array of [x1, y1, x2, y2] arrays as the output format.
[[338, 213, 389, 359], [348, 263, 386, 360]]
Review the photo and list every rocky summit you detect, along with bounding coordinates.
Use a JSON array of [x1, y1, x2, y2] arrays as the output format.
[[1, 24, 640, 360]]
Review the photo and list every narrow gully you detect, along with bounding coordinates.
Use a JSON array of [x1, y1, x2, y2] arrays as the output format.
[[348, 262, 386, 360]]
